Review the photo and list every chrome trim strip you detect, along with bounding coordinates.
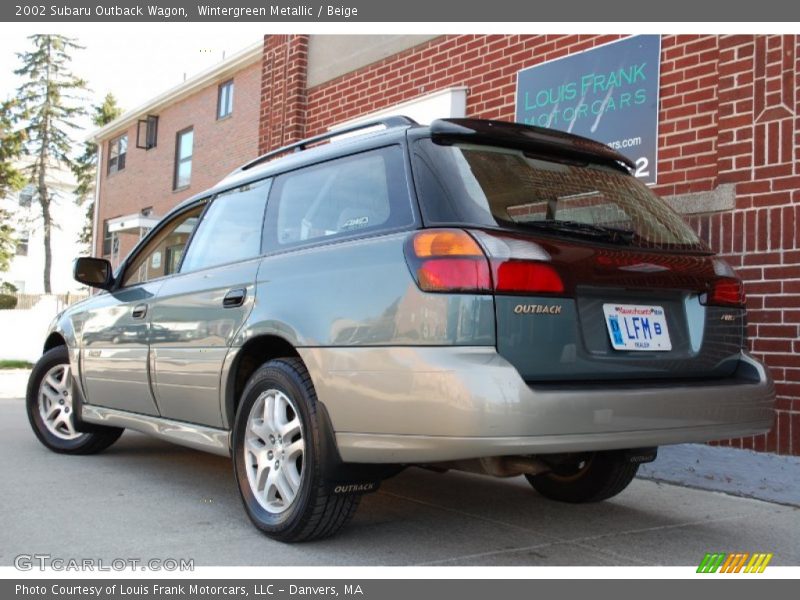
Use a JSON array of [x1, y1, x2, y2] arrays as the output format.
[[81, 405, 231, 457]]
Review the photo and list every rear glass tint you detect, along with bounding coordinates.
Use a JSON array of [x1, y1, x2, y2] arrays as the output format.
[[412, 139, 707, 252]]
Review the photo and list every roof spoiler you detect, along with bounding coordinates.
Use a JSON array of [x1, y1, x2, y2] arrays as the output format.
[[429, 118, 636, 171]]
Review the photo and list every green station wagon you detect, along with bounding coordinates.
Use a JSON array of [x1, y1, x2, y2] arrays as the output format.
[[27, 117, 775, 541]]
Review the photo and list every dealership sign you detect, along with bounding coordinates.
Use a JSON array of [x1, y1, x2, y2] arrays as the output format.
[[515, 35, 661, 184]]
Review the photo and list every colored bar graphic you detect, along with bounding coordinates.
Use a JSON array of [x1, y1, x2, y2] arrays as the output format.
[[697, 552, 773, 573], [697, 553, 727, 573]]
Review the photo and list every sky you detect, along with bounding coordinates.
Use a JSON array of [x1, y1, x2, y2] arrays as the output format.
[[0, 24, 267, 134]]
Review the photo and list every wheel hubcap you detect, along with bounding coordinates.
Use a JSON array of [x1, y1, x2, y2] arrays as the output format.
[[38, 363, 84, 441], [244, 389, 305, 514]]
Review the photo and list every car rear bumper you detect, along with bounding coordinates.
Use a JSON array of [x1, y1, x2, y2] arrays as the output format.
[[298, 347, 775, 463]]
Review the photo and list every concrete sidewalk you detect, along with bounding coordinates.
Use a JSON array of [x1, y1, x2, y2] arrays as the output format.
[[1, 393, 798, 567]]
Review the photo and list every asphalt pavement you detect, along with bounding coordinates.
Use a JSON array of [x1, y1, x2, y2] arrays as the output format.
[[1, 380, 798, 567]]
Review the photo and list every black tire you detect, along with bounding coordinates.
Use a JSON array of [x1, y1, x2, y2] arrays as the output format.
[[26, 346, 124, 455], [232, 357, 360, 542], [525, 450, 639, 503]]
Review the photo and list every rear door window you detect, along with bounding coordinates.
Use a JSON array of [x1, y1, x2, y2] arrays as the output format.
[[263, 145, 413, 250], [179, 179, 270, 273]]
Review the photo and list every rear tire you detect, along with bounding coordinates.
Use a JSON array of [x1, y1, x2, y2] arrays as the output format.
[[525, 450, 639, 503], [232, 357, 360, 542], [26, 346, 123, 455]]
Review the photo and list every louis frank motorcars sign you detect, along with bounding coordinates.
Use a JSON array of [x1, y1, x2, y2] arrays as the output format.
[[515, 35, 661, 184]]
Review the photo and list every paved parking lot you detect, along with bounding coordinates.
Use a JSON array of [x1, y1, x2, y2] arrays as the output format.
[[1, 393, 798, 567]]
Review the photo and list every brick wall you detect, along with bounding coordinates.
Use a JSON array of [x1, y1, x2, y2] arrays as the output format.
[[259, 33, 800, 455], [96, 59, 262, 261], [258, 35, 308, 153]]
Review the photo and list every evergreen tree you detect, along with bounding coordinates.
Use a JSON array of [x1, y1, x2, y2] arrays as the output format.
[[73, 93, 122, 250], [0, 98, 26, 274], [13, 34, 87, 293]]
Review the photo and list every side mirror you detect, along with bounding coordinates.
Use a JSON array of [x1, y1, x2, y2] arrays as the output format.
[[73, 257, 114, 290]]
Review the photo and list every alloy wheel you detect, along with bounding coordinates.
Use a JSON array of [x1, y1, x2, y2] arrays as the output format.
[[38, 363, 84, 441], [243, 389, 305, 514]]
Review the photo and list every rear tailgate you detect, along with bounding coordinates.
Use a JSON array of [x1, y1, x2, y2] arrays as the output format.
[[490, 237, 745, 382]]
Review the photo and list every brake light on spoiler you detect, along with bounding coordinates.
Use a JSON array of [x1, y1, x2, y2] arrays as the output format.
[[405, 229, 565, 295]]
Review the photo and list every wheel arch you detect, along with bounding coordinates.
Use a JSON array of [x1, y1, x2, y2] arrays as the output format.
[[43, 332, 68, 353], [223, 334, 301, 427]]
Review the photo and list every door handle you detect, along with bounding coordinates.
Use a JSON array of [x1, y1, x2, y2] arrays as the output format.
[[223, 288, 247, 308], [131, 304, 148, 319]]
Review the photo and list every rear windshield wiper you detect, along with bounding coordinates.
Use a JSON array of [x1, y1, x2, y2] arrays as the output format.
[[510, 219, 637, 244]]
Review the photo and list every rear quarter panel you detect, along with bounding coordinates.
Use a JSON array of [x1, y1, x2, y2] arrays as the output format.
[[241, 232, 496, 347]]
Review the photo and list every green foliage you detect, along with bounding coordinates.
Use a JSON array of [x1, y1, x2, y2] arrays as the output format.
[[12, 34, 88, 292], [0, 281, 18, 294], [0, 209, 16, 273], [14, 35, 88, 172], [73, 93, 122, 249], [0, 293, 18, 309], [0, 99, 26, 198], [0, 360, 33, 368]]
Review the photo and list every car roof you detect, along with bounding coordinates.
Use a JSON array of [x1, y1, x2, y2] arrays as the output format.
[[170, 116, 634, 216]]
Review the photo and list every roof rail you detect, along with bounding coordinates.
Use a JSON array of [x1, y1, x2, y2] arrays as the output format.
[[239, 115, 418, 172]]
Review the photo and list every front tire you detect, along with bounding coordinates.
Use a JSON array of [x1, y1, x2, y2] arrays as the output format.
[[26, 346, 123, 454], [525, 450, 639, 503], [232, 358, 360, 542]]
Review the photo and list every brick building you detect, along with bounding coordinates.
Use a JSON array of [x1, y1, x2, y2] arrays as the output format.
[[91, 42, 262, 264], [93, 34, 800, 455]]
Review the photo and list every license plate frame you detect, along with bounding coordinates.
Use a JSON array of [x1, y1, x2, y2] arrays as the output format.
[[602, 303, 672, 352]]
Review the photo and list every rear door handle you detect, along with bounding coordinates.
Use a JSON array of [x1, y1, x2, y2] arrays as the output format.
[[132, 304, 148, 319], [223, 288, 247, 308]]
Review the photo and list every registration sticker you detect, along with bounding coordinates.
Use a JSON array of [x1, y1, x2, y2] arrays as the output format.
[[602, 303, 672, 351]]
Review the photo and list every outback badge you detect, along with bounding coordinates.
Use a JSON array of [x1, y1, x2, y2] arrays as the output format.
[[514, 303, 562, 315]]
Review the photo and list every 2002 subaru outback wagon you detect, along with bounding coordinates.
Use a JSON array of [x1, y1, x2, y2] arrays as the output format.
[[27, 117, 775, 542]]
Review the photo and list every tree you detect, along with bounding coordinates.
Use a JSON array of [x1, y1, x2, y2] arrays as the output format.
[[13, 34, 87, 293], [0, 98, 26, 274], [73, 93, 122, 250], [0, 212, 16, 274]]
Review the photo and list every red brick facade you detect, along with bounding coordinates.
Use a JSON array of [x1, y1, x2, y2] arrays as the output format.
[[259, 35, 308, 154], [258, 34, 800, 455], [96, 58, 262, 261]]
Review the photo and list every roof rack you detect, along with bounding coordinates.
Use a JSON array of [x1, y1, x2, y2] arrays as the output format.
[[239, 115, 418, 172]]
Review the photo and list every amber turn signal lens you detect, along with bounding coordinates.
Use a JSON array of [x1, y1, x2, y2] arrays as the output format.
[[412, 230, 484, 258]]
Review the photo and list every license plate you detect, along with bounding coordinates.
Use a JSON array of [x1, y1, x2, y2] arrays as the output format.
[[602, 303, 672, 351]]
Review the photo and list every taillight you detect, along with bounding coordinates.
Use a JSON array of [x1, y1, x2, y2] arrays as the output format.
[[493, 260, 564, 294], [405, 230, 491, 293], [405, 229, 565, 295], [704, 277, 746, 308]]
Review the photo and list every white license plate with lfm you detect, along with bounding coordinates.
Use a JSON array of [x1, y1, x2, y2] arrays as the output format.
[[602, 303, 672, 351]]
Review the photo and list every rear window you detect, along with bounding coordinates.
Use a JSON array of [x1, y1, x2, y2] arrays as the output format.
[[412, 139, 707, 252]]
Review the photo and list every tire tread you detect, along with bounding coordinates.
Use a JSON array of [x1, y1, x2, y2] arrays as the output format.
[[234, 357, 360, 542]]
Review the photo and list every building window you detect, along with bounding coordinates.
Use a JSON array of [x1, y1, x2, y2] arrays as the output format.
[[108, 134, 127, 174], [136, 115, 158, 150], [18, 184, 34, 208], [102, 220, 113, 256], [217, 79, 234, 119], [173, 127, 194, 190], [16, 231, 29, 257]]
